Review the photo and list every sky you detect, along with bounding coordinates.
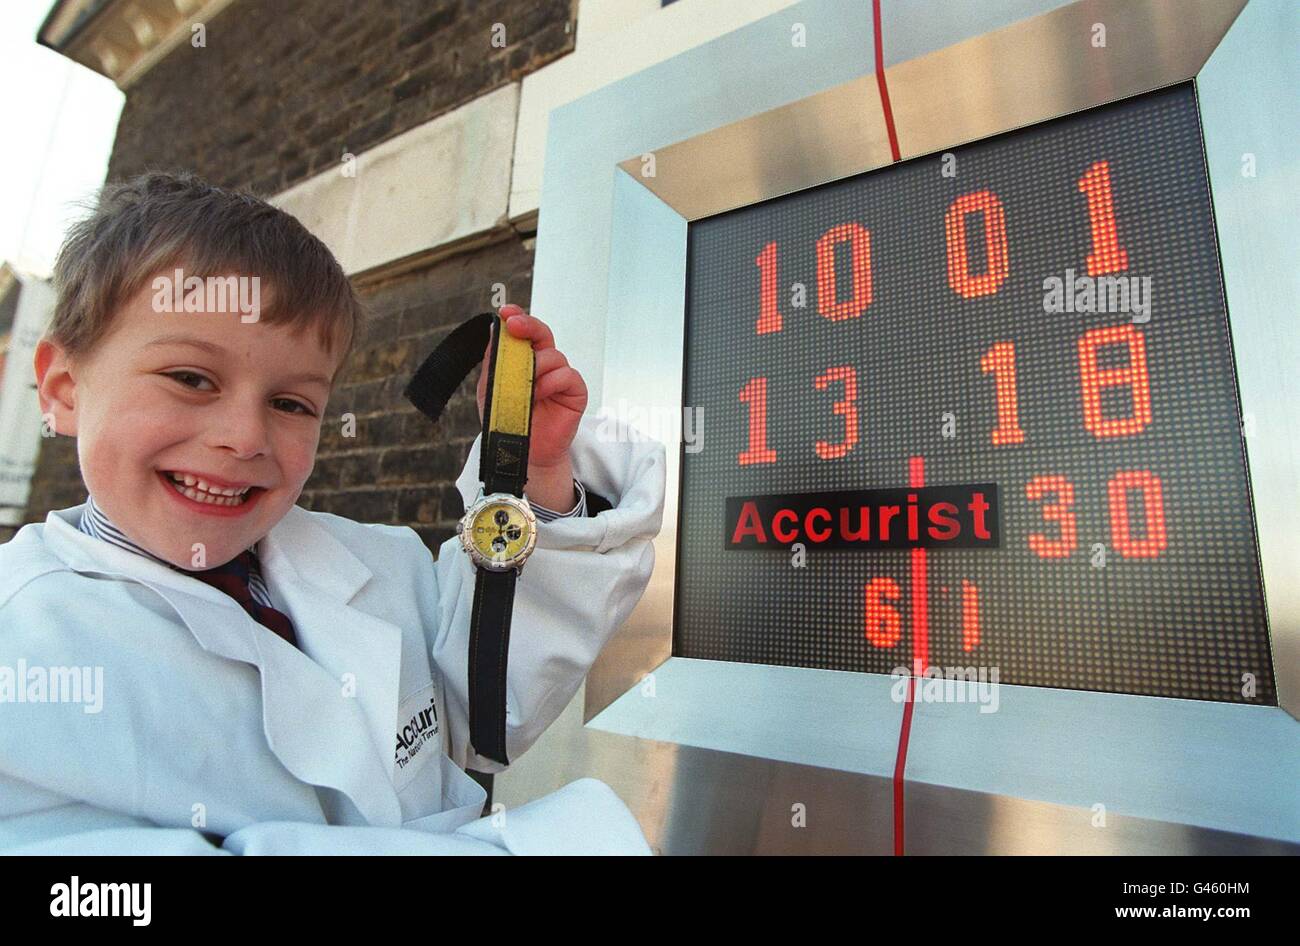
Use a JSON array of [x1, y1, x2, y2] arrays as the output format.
[[1, 0, 124, 278]]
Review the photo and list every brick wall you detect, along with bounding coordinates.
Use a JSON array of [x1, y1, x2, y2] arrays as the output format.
[[108, 0, 576, 195], [16, 429, 81, 538]]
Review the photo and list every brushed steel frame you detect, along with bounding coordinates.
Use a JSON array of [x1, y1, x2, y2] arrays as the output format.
[[498, 0, 1299, 854]]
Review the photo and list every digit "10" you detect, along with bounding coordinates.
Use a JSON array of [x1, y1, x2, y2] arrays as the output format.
[[753, 159, 1128, 332]]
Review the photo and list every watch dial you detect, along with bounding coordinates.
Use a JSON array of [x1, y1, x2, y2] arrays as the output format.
[[468, 501, 533, 564]]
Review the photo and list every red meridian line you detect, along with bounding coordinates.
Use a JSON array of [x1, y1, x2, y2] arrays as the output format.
[[893, 455, 928, 855], [909, 456, 930, 673], [872, 0, 902, 163], [874, 0, 908, 857], [911, 546, 930, 675], [893, 674, 916, 855]]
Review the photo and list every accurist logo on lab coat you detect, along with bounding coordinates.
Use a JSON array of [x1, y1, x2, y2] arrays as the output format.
[[394, 683, 441, 788]]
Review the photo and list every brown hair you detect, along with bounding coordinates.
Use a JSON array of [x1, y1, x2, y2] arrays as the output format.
[[47, 170, 364, 380]]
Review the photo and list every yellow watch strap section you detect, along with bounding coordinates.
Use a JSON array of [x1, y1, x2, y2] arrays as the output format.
[[487, 311, 535, 437]]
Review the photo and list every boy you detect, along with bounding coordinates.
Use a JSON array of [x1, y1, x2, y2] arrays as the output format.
[[0, 172, 665, 855]]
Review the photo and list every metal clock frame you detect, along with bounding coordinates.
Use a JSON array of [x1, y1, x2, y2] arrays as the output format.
[[497, 0, 1298, 854]]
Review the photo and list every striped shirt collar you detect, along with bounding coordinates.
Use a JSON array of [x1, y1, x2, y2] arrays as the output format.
[[78, 494, 277, 609], [77, 494, 258, 572]]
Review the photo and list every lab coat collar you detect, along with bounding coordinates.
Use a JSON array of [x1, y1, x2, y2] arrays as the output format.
[[41, 504, 406, 827]]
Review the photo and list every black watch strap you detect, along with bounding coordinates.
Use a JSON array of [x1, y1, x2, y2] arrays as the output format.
[[401, 310, 534, 500], [468, 565, 517, 764], [404, 311, 537, 766], [402, 311, 494, 424]]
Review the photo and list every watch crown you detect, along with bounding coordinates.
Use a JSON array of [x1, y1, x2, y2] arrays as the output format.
[[455, 521, 463, 533]]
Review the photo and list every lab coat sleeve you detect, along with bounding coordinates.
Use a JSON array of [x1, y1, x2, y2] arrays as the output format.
[[223, 777, 649, 854], [3, 823, 231, 855], [0, 788, 229, 855], [0, 782, 647, 855], [423, 411, 666, 773], [0, 814, 468, 855]]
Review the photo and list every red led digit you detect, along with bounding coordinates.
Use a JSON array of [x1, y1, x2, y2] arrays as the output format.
[[1025, 474, 1078, 558], [813, 365, 859, 460], [944, 190, 1008, 299], [738, 376, 778, 466], [1078, 323, 1153, 438], [755, 241, 783, 335], [1077, 160, 1130, 276], [864, 577, 902, 648], [1108, 469, 1168, 558], [979, 341, 1026, 446], [815, 221, 873, 321]]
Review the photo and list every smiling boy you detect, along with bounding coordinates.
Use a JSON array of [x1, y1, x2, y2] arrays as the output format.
[[0, 172, 666, 855]]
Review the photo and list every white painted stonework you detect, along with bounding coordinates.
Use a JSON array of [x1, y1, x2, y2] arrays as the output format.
[[0, 275, 55, 525], [268, 0, 799, 279], [272, 83, 520, 277]]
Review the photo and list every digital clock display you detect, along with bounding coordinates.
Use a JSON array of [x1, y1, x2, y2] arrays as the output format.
[[674, 82, 1276, 703]]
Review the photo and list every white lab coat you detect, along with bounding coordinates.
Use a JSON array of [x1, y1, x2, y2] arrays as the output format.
[[0, 413, 664, 855]]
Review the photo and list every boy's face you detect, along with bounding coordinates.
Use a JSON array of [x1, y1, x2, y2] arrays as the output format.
[[35, 275, 343, 570]]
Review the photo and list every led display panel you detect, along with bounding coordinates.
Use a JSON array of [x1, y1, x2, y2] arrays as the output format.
[[675, 82, 1275, 703]]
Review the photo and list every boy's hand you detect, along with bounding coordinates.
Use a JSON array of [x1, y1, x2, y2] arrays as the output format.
[[477, 304, 588, 510]]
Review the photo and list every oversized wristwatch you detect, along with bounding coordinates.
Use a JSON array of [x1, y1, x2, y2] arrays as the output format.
[[403, 310, 537, 764]]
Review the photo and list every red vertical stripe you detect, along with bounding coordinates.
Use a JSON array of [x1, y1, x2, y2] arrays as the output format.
[[874, 0, 912, 856], [909, 456, 930, 676], [894, 455, 929, 854], [893, 674, 916, 855], [873, 0, 902, 162]]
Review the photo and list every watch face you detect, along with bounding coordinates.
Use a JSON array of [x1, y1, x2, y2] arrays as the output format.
[[462, 495, 536, 570]]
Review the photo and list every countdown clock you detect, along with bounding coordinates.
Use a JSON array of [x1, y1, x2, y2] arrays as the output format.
[[675, 81, 1275, 704]]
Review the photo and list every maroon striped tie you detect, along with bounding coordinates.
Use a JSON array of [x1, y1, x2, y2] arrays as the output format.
[[187, 550, 298, 648]]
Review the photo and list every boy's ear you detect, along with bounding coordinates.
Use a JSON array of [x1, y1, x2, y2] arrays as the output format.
[[33, 338, 79, 437]]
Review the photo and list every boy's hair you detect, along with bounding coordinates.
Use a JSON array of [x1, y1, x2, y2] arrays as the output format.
[[48, 170, 364, 378]]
